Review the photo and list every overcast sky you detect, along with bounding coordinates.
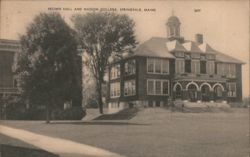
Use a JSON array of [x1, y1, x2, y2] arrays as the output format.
[[1, 0, 249, 97]]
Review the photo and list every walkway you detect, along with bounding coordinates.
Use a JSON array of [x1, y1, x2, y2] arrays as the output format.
[[0, 124, 126, 157]]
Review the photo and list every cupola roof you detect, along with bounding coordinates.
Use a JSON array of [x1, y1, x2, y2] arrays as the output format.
[[166, 15, 181, 25]]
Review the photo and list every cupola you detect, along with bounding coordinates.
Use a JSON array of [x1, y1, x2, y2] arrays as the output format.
[[166, 15, 181, 39]]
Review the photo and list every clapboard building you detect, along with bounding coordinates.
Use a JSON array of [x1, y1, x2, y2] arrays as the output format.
[[107, 15, 244, 111]]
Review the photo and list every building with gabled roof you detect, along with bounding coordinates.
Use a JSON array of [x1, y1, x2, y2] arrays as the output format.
[[107, 15, 244, 112]]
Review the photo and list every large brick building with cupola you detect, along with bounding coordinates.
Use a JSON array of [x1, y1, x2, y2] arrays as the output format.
[[107, 15, 244, 111]]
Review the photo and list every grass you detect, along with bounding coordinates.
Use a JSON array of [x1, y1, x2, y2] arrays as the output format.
[[1, 108, 249, 157]]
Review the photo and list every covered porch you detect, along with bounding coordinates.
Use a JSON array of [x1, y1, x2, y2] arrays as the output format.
[[172, 78, 227, 103]]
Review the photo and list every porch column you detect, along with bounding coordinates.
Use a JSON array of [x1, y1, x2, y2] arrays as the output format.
[[172, 91, 176, 100], [222, 91, 228, 103], [197, 90, 202, 103]]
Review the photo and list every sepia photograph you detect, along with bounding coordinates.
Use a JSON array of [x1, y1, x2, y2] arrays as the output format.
[[0, 0, 249, 157]]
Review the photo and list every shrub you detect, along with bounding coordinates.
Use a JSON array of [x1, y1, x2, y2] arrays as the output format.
[[51, 106, 86, 120]]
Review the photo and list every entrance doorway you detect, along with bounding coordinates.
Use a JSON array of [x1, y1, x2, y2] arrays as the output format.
[[188, 84, 198, 102], [175, 84, 182, 99], [201, 85, 210, 102]]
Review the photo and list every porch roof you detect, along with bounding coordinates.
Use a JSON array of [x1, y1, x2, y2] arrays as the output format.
[[173, 74, 227, 82]]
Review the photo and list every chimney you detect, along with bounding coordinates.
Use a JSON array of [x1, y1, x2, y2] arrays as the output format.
[[195, 34, 203, 44]]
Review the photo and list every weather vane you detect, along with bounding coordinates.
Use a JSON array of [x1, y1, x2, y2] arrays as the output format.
[[171, 9, 175, 16]]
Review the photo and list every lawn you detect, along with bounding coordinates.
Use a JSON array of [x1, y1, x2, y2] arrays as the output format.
[[0, 108, 249, 157]]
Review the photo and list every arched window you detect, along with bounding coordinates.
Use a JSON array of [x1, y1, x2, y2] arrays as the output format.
[[214, 85, 223, 97]]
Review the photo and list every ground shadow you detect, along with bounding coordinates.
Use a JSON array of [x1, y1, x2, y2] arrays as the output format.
[[49, 121, 149, 126], [0, 144, 59, 157]]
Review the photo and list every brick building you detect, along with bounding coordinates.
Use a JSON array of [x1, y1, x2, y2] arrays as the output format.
[[0, 39, 20, 119], [107, 15, 244, 112], [0, 39, 19, 97]]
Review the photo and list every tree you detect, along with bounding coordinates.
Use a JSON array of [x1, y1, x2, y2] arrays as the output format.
[[72, 12, 137, 114], [81, 53, 98, 108], [14, 12, 82, 123]]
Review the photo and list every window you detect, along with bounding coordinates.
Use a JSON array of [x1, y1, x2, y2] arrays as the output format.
[[147, 58, 169, 74], [228, 64, 236, 78], [170, 26, 174, 36], [125, 59, 136, 75], [200, 61, 206, 74], [162, 81, 169, 95], [227, 83, 236, 97], [206, 61, 214, 75], [191, 60, 200, 74], [110, 64, 120, 80], [175, 59, 185, 74], [155, 59, 161, 73], [217, 63, 225, 76], [147, 80, 154, 95], [147, 79, 169, 95], [155, 81, 161, 94], [147, 58, 154, 73], [110, 82, 120, 98], [217, 63, 235, 78], [185, 60, 191, 73], [124, 80, 136, 96], [162, 59, 169, 74]]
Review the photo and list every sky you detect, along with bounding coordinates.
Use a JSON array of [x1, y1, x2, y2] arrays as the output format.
[[1, 0, 249, 97]]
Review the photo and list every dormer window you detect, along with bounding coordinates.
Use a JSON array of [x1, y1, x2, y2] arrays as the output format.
[[175, 52, 184, 57], [191, 53, 200, 59]]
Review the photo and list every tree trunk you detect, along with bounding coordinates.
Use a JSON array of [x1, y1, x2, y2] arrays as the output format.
[[97, 81, 103, 114], [46, 103, 50, 123]]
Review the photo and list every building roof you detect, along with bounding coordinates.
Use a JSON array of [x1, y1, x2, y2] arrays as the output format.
[[167, 15, 181, 24], [166, 40, 186, 52], [198, 43, 216, 54], [133, 37, 244, 64], [182, 41, 203, 53], [213, 50, 245, 64], [134, 37, 175, 58]]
